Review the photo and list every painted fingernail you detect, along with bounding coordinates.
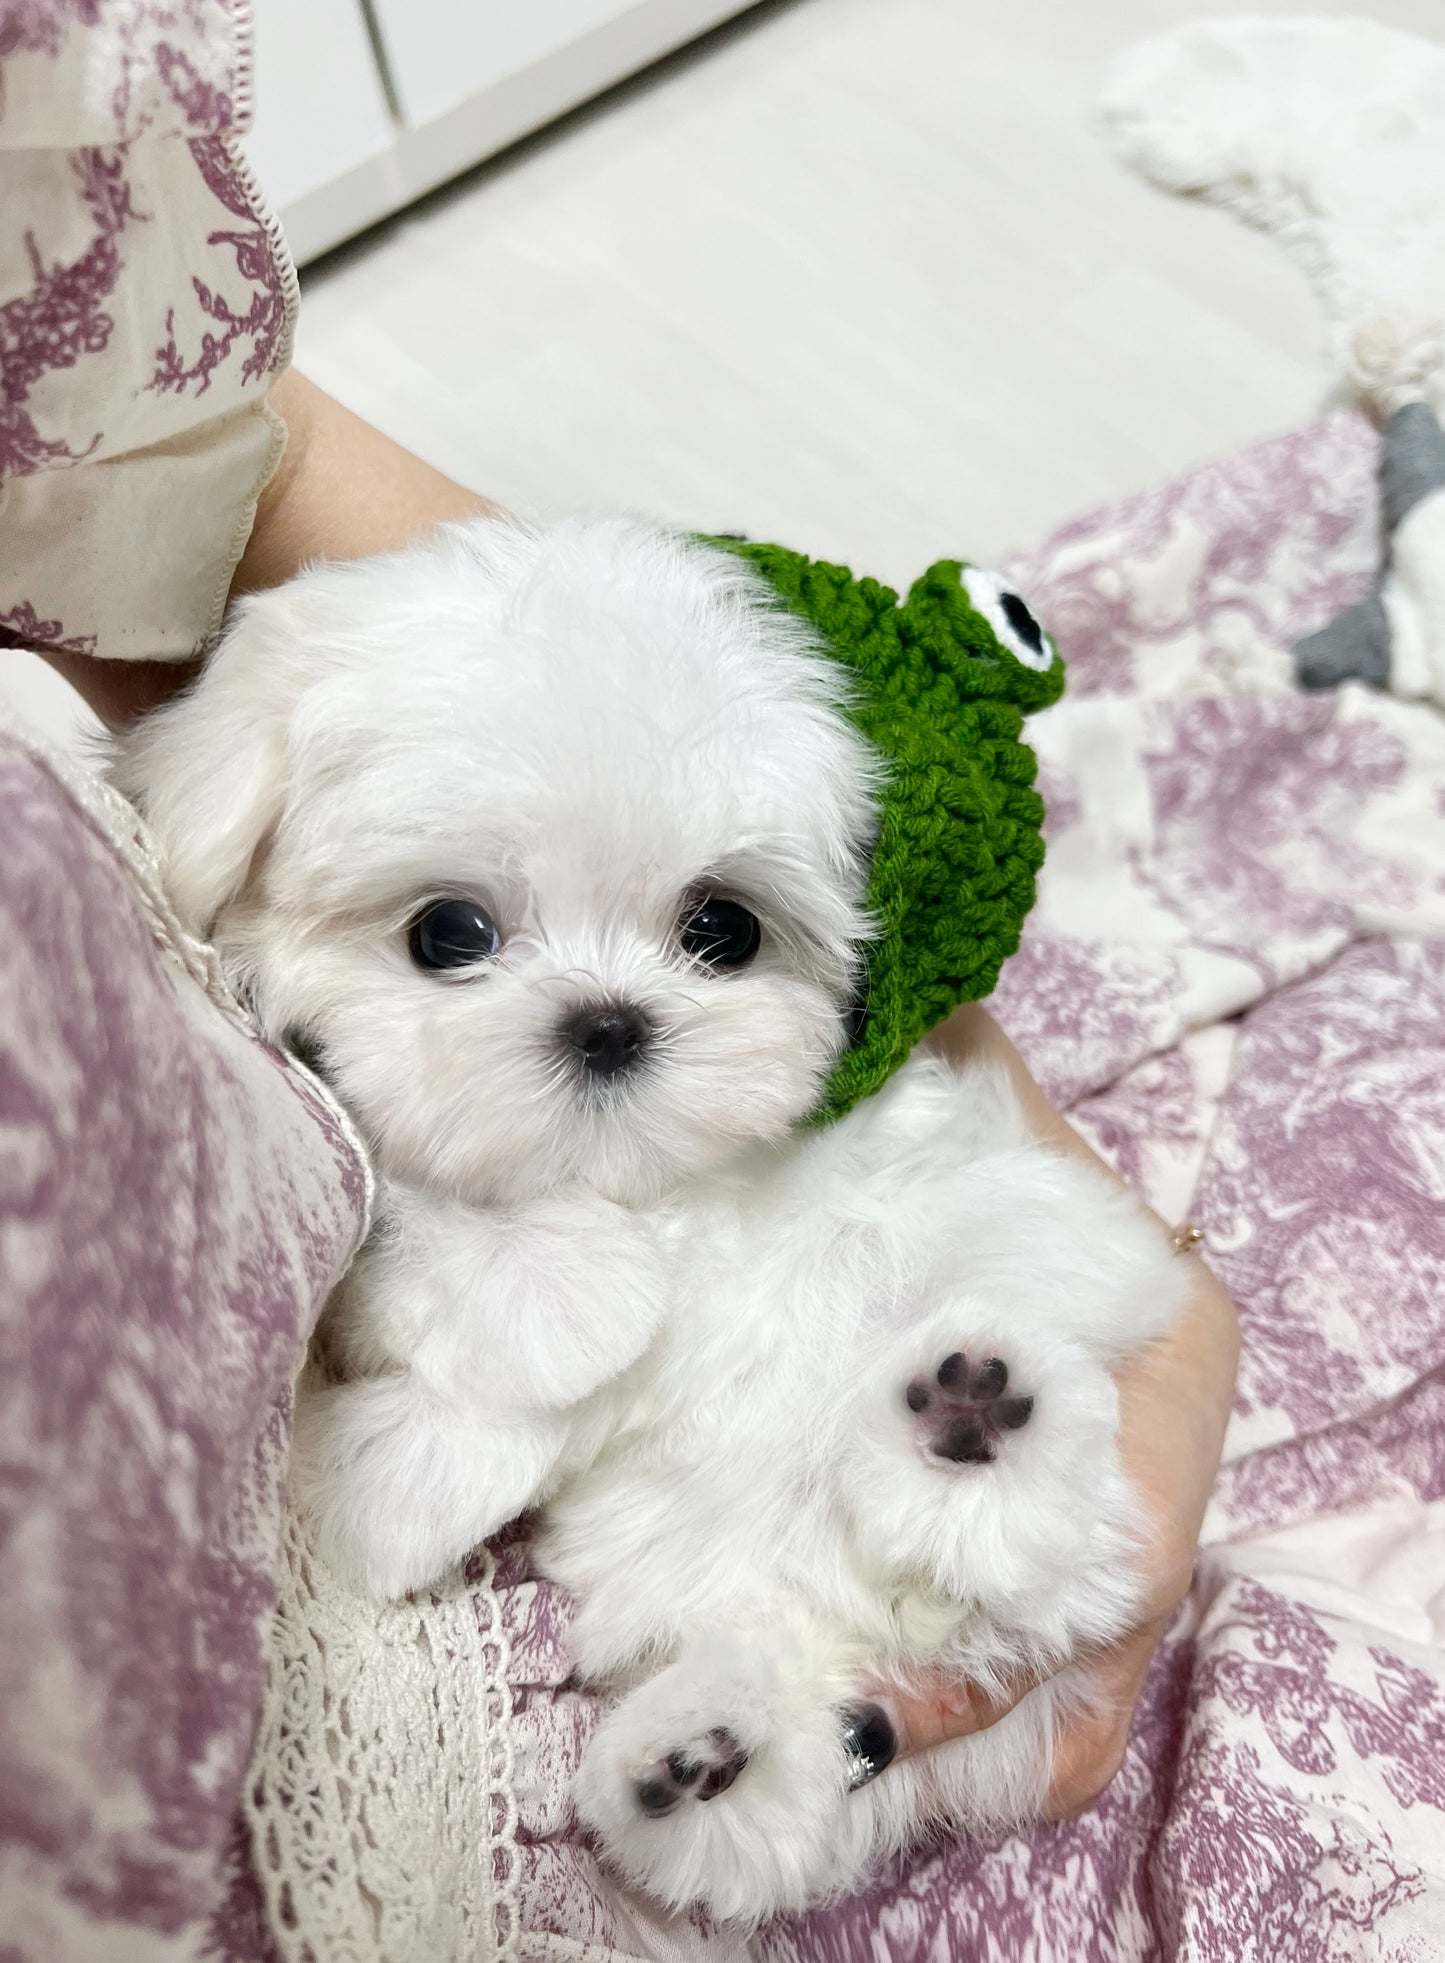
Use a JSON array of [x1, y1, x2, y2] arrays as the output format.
[[840, 1701, 898, 1790]]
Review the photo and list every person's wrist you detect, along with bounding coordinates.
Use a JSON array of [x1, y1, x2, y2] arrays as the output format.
[[231, 370, 318, 597]]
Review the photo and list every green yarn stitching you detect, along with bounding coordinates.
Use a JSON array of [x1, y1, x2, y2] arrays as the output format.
[[704, 538, 1064, 1125]]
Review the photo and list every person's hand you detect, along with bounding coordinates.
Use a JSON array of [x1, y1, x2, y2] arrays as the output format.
[[856, 1003, 1240, 1815], [875, 1261, 1238, 1815]]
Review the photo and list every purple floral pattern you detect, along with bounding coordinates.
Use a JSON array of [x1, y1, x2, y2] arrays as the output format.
[[1001, 412, 1382, 701], [0, 744, 367, 1959], [0, 146, 134, 476], [1203, 942, 1445, 1453], [990, 927, 1186, 1108], [0, 0, 239, 144], [1, 0, 295, 663], [0, 598, 97, 653], [150, 137, 289, 396], [486, 416, 1445, 1960]]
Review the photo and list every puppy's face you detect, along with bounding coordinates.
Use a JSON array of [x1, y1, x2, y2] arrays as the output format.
[[122, 518, 878, 1206]]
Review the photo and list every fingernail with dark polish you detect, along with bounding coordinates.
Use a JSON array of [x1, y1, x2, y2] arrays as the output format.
[[841, 1701, 898, 1791]]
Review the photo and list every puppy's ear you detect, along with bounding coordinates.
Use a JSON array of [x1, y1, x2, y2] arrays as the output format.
[[115, 586, 310, 938]]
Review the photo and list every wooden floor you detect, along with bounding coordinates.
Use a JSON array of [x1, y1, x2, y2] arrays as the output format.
[[5, 0, 1433, 744]]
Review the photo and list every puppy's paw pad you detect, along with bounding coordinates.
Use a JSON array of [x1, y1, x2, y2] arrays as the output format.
[[632, 1727, 748, 1818], [905, 1351, 1034, 1464]]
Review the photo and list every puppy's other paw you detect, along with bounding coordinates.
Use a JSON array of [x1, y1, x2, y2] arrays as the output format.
[[633, 1726, 749, 1816], [575, 1636, 867, 1919], [905, 1350, 1035, 1465]]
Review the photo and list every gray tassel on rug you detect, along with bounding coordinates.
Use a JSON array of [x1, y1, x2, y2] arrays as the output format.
[[1294, 402, 1445, 699]]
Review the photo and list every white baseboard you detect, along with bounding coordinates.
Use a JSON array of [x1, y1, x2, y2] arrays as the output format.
[[281, 0, 754, 264]]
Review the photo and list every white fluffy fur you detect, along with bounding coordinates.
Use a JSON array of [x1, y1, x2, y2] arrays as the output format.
[[116, 515, 1188, 1921]]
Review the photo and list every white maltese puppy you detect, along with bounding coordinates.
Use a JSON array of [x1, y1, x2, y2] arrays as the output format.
[[118, 516, 1188, 1921]]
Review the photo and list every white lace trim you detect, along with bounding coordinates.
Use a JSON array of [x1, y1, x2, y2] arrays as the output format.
[[246, 1502, 523, 1963]]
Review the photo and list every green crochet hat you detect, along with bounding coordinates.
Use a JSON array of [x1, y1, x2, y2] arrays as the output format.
[[706, 538, 1064, 1125]]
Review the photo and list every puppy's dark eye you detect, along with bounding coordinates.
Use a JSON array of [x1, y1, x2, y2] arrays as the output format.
[[679, 895, 761, 970], [408, 899, 501, 971]]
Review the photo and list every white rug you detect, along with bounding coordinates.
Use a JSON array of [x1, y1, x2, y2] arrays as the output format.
[[1099, 15, 1445, 415], [1100, 15, 1445, 706]]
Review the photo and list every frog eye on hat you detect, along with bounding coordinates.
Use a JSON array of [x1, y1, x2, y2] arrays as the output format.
[[961, 567, 1053, 672]]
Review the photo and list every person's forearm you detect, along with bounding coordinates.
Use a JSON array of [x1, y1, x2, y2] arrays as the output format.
[[231, 372, 504, 594], [926, 1000, 1239, 1512], [926, 1001, 1154, 1194]]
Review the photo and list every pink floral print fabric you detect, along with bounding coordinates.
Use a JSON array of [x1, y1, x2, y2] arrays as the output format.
[[0, 0, 295, 664], [496, 413, 1445, 1962], [0, 736, 369, 1960]]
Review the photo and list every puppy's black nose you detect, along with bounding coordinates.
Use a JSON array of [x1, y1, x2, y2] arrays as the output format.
[[562, 1003, 652, 1077]]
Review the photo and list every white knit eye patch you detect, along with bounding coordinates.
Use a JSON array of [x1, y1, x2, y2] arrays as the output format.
[[961, 567, 1053, 671]]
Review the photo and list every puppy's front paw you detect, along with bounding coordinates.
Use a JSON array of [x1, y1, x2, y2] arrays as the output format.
[[291, 1374, 557, 1598], [290, 1381, 448, 1597], [905, 1350, 1035, 1465]]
